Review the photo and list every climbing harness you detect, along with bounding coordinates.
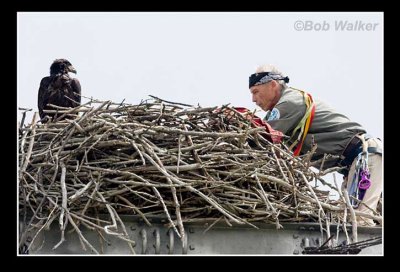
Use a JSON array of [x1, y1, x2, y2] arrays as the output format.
[[347, 134, 372, 208], [286, 88, 316, 156]]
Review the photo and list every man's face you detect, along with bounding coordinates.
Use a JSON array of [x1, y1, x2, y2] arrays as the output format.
[[250, 81, 277, 111]]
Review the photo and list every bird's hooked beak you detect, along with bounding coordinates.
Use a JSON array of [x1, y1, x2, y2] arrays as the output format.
[[68, 65, 77, 74]]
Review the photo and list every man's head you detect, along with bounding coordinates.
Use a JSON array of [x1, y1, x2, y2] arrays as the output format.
[[249, 65, 289, 111]]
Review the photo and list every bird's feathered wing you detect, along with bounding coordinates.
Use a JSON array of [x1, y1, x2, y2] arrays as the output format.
[[37, 76, 82, 121], [37, 76, 52, 120], [70, 78, 81, 106]]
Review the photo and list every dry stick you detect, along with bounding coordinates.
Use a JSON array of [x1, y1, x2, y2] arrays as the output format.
[[259, 170, 378, 219], [116, 195, 151, 226], [281, 161, 299, 219], [317, 210, 325, 247], [69, 214, 107, 253], [46, 101, 108, 145], [252, 174, 280, 229], [80, 100, 112, 121], [53, 162, 68, 250], [81, 176, 102, 217], [174, 107, 219, 119], [271, 146, 289, 183], [177, 134, 182, 174], [50, 96, 86, 122], [54, 102, 110, 147], [254, 188, 281, 229], [336, 218, 341, 247], [19, 176, 28, 240], [169, 141, 213, 153], [76, 126, 115, 173], [19, 154, 61, 249], [269, 145, 287, 194], [19, 122, 31, 168], [59, 162, 68, 228], [139, 150, 243, 224], [96, 192, 123, 236], [70, 120, 86, 134], [139, 135, 191, 169], [131, 139, 146, 166], [343, 190, 358, 243], [332, 173, 350, 244], [26, 205, 58, 253], [90, 118, 118, 129], [304, 143, 318, 169], [128, 163, 203, 173], [318, 154, 327, 174], [52, 126, 77, 169], [203, 216, 223, 234], [136, 125, 264, 139], [83, 165, 181, 237], [69, 212, 110, 234], [106, 205, 136, 254], [310, 153, 342, 167], [344, 211, 381, 224], [105, 182, 185, 198], [357, 200, 381, 217], [315, 176, 339, 192], [318, 166, 346, 177], [69, 181, 94, 201], [152, 101, 165, 125], [19, 108, 31, 134], [183, 125, 216, 183], [27, 219, 47, 253], [325, 213, 332, 247], [69, 212, 107, 254], [66, 213, 99, 254], [139, 140, 186, 241], [82, 165, 181, 188], [20, 113, 38, 175], [256, 135, 304, 163], [149, 95, 194, 107], [45, 121, 78, 153], [82, 121, 110, 134], [276, 169, 325, 217]]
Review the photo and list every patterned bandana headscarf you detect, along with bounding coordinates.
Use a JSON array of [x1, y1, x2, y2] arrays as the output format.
[[249, 72, 289, 88]]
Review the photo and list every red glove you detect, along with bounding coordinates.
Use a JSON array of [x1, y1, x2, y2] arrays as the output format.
[[233, 107, 284, 144]]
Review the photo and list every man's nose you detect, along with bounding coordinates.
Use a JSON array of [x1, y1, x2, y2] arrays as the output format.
[[252, 94, 256, 103]]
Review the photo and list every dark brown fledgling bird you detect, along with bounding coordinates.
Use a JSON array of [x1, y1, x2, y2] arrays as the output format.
[[38, 59, 81, 122]]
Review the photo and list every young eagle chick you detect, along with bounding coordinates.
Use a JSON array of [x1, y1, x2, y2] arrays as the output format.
[[37, 59, 81, 122]]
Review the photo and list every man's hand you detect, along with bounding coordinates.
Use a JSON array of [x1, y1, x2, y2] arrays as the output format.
[[208, 106, 252, 131], [210, 106, 284, 144]]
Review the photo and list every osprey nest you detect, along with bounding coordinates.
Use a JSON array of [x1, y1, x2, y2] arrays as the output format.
[[18, 96, 381, 253]]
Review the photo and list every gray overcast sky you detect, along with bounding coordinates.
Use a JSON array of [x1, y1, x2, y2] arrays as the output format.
[[17, 12, 383, 140]]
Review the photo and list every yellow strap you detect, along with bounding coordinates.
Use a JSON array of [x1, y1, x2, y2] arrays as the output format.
[[287, 88, 315, 152]]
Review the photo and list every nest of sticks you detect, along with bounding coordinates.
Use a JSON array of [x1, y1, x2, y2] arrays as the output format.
[[18, 96, 382, 254]]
